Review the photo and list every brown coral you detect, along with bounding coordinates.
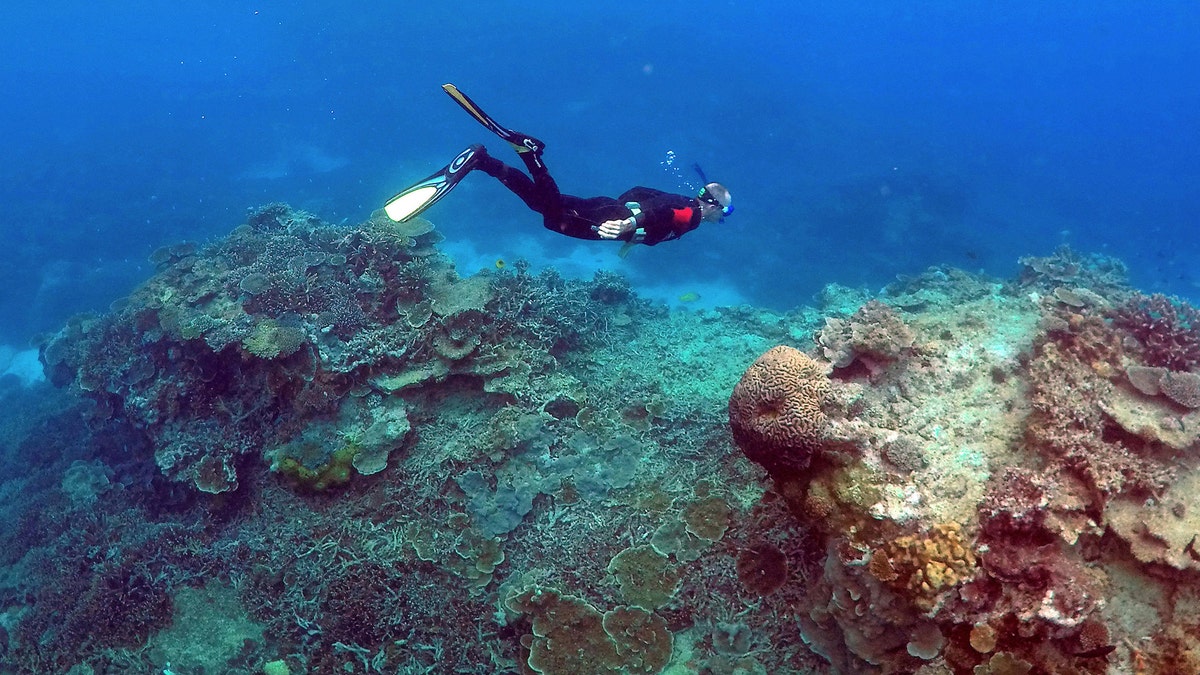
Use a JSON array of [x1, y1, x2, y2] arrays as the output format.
[[1159, 370, 1200, 409], [606, 545, 681, 610], [505, 587, 672, 675], [728, 346, 831, 478], [735, 543, 789, 596], [682, 496, 732, 542]]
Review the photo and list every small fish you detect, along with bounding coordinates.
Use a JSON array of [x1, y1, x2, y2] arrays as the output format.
[[678, 292, 701, 303], [1185, 534, 1200, 562], [1072, 644, 1116, 659], [494, 259, 506, 270]]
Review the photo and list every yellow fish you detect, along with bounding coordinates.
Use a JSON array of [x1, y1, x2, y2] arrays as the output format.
[[495, 259, 506, 269], [678, 292, 701, 303]]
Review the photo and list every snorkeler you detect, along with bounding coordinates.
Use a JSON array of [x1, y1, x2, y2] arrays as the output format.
[[384, 84, 733, 249]]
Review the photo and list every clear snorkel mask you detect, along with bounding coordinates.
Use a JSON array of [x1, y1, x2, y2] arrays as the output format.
[[698, 183, 734, 220]]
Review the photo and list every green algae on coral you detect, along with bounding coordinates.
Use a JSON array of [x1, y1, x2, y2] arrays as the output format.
[[274, 442, 359, 491], [242, 318, 307, 359]]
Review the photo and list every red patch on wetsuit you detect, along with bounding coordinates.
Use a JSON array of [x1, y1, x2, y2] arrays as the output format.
[[671, 207, 694, 229]]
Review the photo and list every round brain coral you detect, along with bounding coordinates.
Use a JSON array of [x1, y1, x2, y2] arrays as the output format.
[[728, 345, 831, 478]]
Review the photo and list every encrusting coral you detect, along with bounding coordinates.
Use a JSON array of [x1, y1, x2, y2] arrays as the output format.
[[868, 522, 976, 611], [504, 586, 672, 675], [815, 298, 917, 373]]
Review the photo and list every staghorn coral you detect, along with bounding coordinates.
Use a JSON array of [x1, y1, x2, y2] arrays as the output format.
[[728, 345, 831, 479], [318, 561, 397, 647]]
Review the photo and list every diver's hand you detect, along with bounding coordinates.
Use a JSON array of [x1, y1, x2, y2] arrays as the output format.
[[596, 218, 633, 240]]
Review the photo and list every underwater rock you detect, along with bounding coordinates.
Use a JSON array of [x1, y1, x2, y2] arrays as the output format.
[[1105, 468, 1200, 572]]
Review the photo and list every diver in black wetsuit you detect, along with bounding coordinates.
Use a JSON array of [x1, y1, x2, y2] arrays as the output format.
[[383, 85, 733, 249]]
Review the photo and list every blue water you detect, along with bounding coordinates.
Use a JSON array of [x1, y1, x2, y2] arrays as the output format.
[[2, 1, 1198, 345]]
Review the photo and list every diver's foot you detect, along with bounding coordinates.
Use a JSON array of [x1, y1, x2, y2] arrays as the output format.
[[382, 144, 485, 222], [456, 143, 487, 172], [507, 132, 545, 157]]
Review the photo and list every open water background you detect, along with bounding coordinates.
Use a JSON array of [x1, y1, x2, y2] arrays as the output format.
[[1, 1, 1197, 345]]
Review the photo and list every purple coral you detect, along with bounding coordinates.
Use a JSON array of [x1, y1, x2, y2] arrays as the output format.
[[1111, 293, 1200, 370]]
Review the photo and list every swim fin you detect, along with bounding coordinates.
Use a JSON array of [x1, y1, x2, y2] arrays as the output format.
[[442, 84, 545, 157], [383, 145, 483, 223]]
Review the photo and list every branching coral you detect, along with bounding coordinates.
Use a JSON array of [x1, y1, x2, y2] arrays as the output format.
[[1111, 292, 1200, 370]]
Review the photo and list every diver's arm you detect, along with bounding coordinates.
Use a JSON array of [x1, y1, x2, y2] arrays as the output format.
[[596, 217, 635, 240], [629, 197, 702, 245], [595, 194, 699, 244]]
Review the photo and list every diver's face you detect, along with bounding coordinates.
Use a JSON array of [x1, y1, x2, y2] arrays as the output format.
[[699, 201, 726, 222]]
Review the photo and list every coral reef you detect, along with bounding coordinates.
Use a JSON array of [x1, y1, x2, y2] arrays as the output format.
[[1111, 292, 1200, 370], [5, 209, 1200, 675], [814, 299, 917, 373], [37, 205, 612, 494]]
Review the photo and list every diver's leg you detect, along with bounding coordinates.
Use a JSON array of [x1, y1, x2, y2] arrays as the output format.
[[475, 151, 556, 214], [516, 152, 561, 206]]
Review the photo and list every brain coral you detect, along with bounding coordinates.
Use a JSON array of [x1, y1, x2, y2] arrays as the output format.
[[728, 345, 831, 478]]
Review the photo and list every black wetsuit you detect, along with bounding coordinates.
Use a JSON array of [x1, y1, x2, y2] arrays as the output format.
[[475, 150, 703, 246]]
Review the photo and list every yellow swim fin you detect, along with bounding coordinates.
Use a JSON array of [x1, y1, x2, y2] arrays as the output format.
[[383, 145, 483, 222], [442, 84, 545, 156]]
